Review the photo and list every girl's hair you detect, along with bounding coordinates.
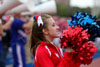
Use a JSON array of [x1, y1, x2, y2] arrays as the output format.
[[30, 14, 52, 57]]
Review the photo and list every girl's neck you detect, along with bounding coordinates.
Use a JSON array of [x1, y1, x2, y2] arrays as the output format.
[[44, 35, 53, 43]]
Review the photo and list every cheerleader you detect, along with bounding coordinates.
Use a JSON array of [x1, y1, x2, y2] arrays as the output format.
[[30, 14, 81, 67]]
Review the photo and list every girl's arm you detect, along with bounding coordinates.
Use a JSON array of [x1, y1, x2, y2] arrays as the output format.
[[35, 48, 70, 67], [36, 48, 80, 67]]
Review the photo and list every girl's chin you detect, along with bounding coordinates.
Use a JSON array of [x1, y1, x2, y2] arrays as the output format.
[[55, 35, 60, 38], [53, 34, 60, 38]]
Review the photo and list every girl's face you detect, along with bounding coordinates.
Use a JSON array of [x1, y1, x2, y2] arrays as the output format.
[[44, 17, 60, 39]]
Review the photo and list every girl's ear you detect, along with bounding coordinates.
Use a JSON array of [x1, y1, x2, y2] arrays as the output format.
[[42, 28, 48, 35]]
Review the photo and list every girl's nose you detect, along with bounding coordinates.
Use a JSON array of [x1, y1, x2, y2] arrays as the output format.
[[56, 25, 60, 31]]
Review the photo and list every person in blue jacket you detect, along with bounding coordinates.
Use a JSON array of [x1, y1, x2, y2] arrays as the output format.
[[2, 14, 32, 67], [10, 15, 32, 67]]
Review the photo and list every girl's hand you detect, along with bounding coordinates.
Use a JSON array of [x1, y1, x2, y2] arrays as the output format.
[[65, 48, 73, 53]]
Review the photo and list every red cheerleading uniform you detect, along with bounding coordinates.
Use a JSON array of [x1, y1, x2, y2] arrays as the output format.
[[34, 41, 81, 67]]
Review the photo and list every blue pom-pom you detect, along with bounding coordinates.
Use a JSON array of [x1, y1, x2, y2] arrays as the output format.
[[67, 12, 100, 41]]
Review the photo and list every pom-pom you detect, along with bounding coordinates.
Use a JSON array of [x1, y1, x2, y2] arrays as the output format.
[[67, 12, 100, 41], [61, 26, 97, 65], [61, 26, 90, 49], [72, 41, 97, 65]]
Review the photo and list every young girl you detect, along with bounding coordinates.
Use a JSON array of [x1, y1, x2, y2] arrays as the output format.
[[30, 14, 81, 67]]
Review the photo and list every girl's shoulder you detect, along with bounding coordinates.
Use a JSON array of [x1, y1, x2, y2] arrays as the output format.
[[36, 43, 50, 55]]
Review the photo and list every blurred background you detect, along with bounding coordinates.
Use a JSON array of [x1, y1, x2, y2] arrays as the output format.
[[0, 0, 100, 67]]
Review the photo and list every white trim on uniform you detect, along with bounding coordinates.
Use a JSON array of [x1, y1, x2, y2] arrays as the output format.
[[18, 30, 27, 38], [45, 45, 51, 56], [16, 44, 23, 67], [59, 48, 63, 57]]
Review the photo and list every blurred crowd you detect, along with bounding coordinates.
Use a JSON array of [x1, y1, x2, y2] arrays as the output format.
[[0, 13, 37, 67]]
